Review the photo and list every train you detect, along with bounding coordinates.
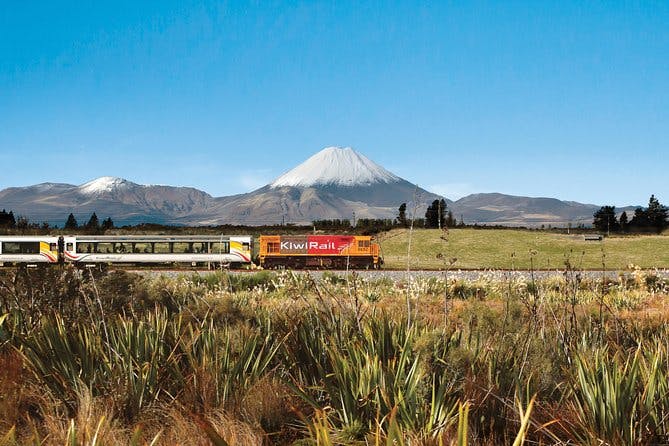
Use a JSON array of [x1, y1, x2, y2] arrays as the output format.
[[0, 234, 383, 269]]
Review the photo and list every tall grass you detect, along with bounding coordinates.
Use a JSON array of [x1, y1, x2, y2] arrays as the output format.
[[1, 266, 669, 444]]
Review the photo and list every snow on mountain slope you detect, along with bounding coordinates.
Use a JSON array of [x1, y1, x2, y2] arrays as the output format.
[[270, 147, 401, 188], [78, 176, 133, 195]]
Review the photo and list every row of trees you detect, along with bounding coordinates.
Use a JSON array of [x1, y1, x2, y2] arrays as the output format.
[[314, 199, 458, 232], [1, 209, 50, 231], [312, 218, 395, 234], [397, 199, 458, 229], [0, 209, 114, 233], [313, 199, 456, 233], [593, 195, 668, 234], [64, 213, 115, 233]]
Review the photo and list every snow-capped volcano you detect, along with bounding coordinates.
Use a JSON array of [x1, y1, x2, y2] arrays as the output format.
[[270, 147, 401, 188], [78, 176, 134, 195], [203, 146, 443, 224]]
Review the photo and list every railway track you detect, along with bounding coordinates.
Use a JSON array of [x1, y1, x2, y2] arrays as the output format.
[[4, 264, 667, 281], [126, 267, 669, 281]]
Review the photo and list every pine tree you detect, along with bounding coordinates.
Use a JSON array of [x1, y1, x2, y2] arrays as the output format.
[[647, 195, 669, 233], [16, 217, 29, 231], [425, 200, 439, 228], [64, 213, 78, 230], [593, 206, 619, 233], [0, 210, 16, 228], [630, 207, 650, 230], [619, 211, 629, 232], [86, 212, 100, 233], [424, 199, 448, 228], [446, 210, 455, 228], [101, 217, 114, 231], [397, 203, 407, 227]]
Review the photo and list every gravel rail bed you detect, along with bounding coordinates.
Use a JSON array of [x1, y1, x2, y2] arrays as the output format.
[[130, 268, 669, 282]]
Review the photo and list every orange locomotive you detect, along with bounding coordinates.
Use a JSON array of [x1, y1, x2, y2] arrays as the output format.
[[258, 235, 382, 269]]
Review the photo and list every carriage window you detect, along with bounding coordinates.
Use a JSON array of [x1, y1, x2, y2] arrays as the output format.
[[2, 242, 40, 254], [132, 242, 153, 253], [50, 243, 57, 251], [66, 243, 74, 251], [210, 241, 230, 253], [153, 243, 170, 253], [95, 242, 114, 253], [77, 243, 95, 253], [172, 242, 193, 253], [111, 243, 132, 253]]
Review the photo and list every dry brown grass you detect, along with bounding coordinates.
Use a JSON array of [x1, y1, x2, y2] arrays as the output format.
[[0, 351, 25, 431]]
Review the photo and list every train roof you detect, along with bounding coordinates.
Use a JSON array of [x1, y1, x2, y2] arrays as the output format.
[[0, 236, 60, 241], [72, 235, 251, 242]]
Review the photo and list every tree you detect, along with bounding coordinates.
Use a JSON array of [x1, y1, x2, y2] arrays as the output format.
[[647, 195, 668, 233], [86, 212, 100, 233], [16, 217, 29, 231], [629, 207, 650, 230], [397, 203, 407, 227], [425, 199, 447, 229], [445, 210, 456, 228], [619, 211, 628, 232], [0, 209, 16, 228], [64, 213, 78, 230], [592, 206, 619, 233], [425, 200, 439, 228], [628, 196, 668, 233], [101, 217, 114, 231]]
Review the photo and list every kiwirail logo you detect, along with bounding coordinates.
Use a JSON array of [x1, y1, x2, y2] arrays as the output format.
[[280, 241, 338, 251], [277, 235, 356, 254]]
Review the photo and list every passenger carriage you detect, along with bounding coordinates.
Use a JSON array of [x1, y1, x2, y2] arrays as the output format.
[[0, 235, 253, 267], [0, 236, 61, 265]]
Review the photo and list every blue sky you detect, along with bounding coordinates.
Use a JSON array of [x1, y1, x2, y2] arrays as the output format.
[[1, 1, 667, 206]]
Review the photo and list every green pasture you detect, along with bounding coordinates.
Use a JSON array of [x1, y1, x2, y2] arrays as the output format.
[[378, 228, 669, 270]]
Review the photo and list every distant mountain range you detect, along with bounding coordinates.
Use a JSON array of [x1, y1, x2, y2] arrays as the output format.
[[0, 147, 636, 227]]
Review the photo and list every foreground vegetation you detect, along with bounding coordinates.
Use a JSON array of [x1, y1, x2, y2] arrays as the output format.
[[379, 228, 669, 270], [1, 266, 669, 444]]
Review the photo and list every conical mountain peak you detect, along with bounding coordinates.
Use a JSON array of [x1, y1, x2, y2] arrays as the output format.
[[270, 146, 401, 188], [78, 176, 134, 195]]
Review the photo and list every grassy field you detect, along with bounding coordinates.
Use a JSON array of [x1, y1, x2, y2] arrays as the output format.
[[379, 228, 669, 270]]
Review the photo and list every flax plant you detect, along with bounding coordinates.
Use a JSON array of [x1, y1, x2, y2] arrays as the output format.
[[176, 317, 281, 410], [572, 347, 640, 445]]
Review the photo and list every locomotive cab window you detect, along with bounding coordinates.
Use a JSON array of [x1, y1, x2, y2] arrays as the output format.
[[358, 240, 370, 250], [267, 242, 280, 253]]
